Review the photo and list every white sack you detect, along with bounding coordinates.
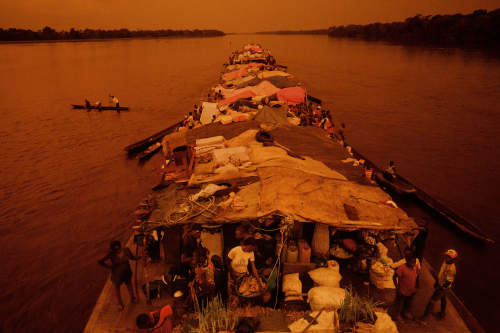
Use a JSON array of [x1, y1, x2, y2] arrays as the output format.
[[282, 273, 302, 295], [308, 287, 346, 311], [308, 266, 342, 287], [374, 312, 398, 333]]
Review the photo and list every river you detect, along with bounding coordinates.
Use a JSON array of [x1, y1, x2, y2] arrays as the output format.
[[0, 35, 499, 332]]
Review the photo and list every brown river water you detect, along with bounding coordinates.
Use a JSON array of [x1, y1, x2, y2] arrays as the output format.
[[0, 35, 499, 332]]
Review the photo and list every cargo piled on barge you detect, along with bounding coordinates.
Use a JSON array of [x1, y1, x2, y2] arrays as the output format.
[[84, 45, 471, 333]]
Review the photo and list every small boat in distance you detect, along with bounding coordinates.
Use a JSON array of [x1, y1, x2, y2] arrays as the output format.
[[71, 104, 130, 111]]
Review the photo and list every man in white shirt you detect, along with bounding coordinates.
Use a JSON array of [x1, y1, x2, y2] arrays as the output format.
[[422, 249, 457, 320], [227, 237, 263, 288]]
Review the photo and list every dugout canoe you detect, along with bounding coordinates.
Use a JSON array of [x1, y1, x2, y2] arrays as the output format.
[[124, 120, 183, 155], [71, 104, 130, 111]]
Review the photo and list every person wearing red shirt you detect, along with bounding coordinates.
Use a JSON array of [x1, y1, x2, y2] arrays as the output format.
[[136, 304, 175, 333], [392, 248, 420, 321]]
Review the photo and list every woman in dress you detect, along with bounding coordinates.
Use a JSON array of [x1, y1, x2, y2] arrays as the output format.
[[98, 240, 139, 309]]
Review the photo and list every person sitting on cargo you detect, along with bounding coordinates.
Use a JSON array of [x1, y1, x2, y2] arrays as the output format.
[[383, 160, 397, 182], [98, 240, 139, 310], [85, 99, 91, 108], [136, 303, 176, 333]]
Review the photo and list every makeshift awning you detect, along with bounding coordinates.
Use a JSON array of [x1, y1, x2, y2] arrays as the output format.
[[219, 90, 256, 105], [277, 86, 306, 105], [200, 102, 220, 125], [222, 68, 248, 81], [258, 70, 290, 79], [253, 106, 289, 125], [250, 80, 280, 97]]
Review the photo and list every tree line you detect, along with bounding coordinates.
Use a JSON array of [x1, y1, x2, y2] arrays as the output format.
[[328, 9, 500, 46], [0, 27, 225, 41], [255, 29, 328, 35]]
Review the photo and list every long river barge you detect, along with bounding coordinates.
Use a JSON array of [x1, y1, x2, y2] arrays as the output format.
[[84, 45, 487, 333]]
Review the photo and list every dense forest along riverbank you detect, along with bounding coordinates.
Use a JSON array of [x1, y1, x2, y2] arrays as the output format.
[[0, 34, 499, 332]]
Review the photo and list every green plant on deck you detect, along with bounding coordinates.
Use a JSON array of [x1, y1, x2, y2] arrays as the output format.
[[338, 286, 381, 325], [192, 295, 239, 333]]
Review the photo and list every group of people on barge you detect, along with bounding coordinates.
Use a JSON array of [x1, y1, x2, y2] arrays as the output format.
[[96, 44, 461, 333]]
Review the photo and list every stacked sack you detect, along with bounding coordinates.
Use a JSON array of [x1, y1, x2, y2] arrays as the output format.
[[307, 260, 346, 310], [282, 273, 303, 301], [369, 243, 395, 289]]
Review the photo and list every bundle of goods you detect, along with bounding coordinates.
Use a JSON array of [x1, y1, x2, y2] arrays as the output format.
[[330, 243, 353, 259], [369, 261, 395, 289], [308, 260, 342, 287], [307, 286, 346, 311], [286, 240, 299, 263], [311, 223, 330, 259], [374, 312, 398, 333], [369, 242, 395, 289], [238, 276, 262, 298], [298, 239, 311, 263], [282, 273, 303, 301]]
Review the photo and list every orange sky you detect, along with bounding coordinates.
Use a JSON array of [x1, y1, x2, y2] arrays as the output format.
[[1, 0, 499, 32]]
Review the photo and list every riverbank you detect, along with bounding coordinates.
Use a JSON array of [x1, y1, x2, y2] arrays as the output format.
[[328, 8, 500, 47], [0, 27, 225, 42]]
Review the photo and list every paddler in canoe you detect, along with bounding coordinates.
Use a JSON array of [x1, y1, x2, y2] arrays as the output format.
[[109, 94, 120, 108], [384, 160, 397, 182]]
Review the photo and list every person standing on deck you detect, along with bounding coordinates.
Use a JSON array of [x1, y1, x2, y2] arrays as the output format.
[[422, 249, 458, 320], [336, 123, 346, 145], [98, 240, 139, 310], [392, 248, 420, 321], [411, 219, 429, 263]]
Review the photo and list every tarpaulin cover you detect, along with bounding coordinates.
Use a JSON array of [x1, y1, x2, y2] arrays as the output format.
[[258, 70, 290, 79], [248, 62, 264, 68], [220, 90, 256, 105], [277, 86, 306, 105], [223, 68, 248, 81], [225, 75, 256, 87], [256, 166, 413, 228], [235, 76, 298, 89], [218, 81, 279, 100], [227, 110, 251, 122], [250, 80, 281, 97], [200, 102, 220, 125], [253, 106, 289, 125]]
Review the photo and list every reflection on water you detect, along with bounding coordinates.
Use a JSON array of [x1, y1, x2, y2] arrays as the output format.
[[0, 35, 499, 332]]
